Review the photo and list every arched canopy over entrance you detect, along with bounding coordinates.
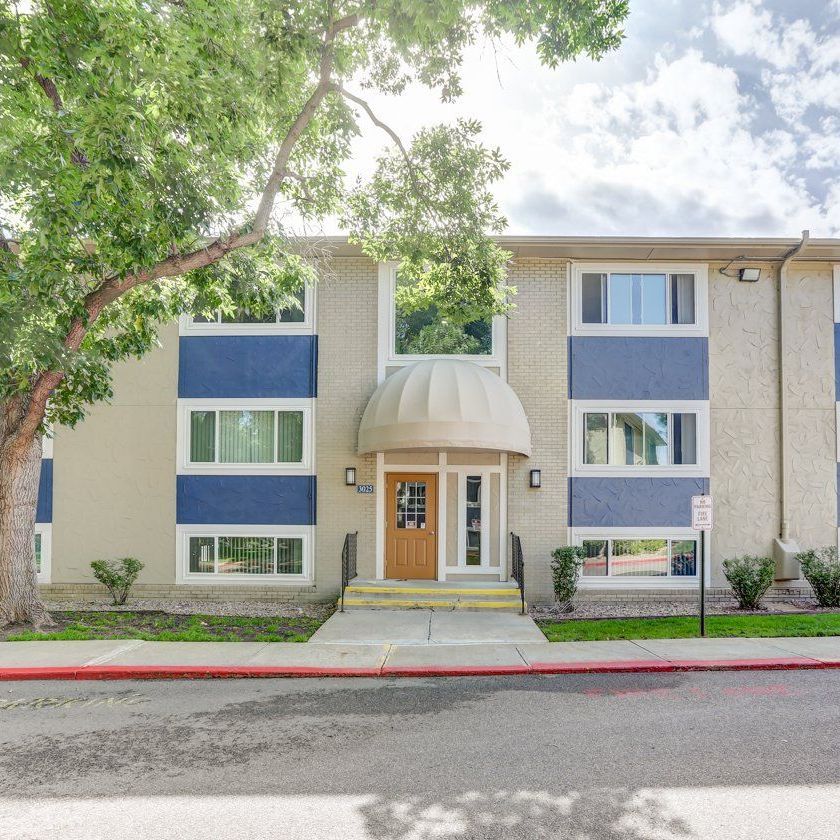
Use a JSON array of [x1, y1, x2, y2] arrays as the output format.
[[358, 359, 531, 456]]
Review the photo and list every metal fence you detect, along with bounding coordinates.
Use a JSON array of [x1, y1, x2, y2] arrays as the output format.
[[510, 532, 526, 615], [339, 531, 358, 612]]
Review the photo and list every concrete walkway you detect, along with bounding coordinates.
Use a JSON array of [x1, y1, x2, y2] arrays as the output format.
[[2, 634, 840, 680], [309, 609, 548, 645]]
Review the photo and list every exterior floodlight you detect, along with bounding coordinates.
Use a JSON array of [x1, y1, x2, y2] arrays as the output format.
[[739, 267, 761, 282]]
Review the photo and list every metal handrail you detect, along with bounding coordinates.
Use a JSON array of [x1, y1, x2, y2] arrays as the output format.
[[339, 531, 358, 613], [510, 532, 526, 615]]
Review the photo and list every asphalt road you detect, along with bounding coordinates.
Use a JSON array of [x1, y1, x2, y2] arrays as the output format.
[[1, 671, 839, 839]]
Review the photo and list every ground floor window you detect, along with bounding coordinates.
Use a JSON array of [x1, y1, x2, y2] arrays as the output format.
[[580, 537, 697, 579], [178, 526, 311, 583]]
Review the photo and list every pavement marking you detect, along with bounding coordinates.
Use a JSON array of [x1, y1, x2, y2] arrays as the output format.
[[0, 692, 150, 710]]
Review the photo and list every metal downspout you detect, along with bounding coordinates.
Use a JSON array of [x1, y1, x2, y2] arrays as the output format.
[[778, 230, 809, 544]]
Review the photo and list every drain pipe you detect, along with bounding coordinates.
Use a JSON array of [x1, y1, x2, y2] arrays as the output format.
[[774, 229, 809, 579]]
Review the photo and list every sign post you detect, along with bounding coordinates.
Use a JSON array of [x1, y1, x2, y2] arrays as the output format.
[[691, 494, 713, 637]]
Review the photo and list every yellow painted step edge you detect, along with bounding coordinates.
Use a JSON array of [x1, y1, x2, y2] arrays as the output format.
[[339, 598, 522, 609], [345, 586, 519, 597]]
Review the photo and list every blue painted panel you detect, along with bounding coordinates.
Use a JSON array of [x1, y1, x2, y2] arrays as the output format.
[[176, 475, 316, 525], [178, 335, 317, 398], [36, 459, 53, 523], [569, 476, 708, 527], [569, 336, 708, 399]]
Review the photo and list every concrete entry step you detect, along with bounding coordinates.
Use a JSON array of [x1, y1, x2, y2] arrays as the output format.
[[340, 579, 524, 612]]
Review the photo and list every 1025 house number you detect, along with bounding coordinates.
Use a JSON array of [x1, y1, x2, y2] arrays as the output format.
[[356, 484, 374, 494]]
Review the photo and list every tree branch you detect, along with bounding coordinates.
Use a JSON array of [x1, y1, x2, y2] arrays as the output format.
[[332, 84, 413, 166], [19, 57, 89, 168], [10, 13, 356, 449]]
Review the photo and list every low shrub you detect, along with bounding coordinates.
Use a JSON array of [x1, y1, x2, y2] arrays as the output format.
[[797, 546, 840, 608], [722, 555, 774, 610], [90, 557, 144, 606], [550, 546, 585, 612]]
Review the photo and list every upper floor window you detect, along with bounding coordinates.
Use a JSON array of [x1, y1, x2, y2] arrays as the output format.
[[181, 285, 313, 335], [379, 264, 505, 375], [572, 263, 708, 337], [584, 410, 696, 467], [178, 399, 312, 473], [394, 273, 492, 356], [571, 400, 709, 477]]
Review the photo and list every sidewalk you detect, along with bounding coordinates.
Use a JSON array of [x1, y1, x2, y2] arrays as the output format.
[[2, 635, 840, 680]]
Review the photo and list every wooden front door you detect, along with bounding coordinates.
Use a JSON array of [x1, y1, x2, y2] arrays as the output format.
[[385, 473, 438, 580]]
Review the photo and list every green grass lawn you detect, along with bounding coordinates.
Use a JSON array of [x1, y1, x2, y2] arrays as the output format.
[[2, 611, 326, 643], [537, 612, 840, 642]]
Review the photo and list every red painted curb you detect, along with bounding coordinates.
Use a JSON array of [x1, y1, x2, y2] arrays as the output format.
[[1, 657, 837, 681], [380, 664, 531, 678]]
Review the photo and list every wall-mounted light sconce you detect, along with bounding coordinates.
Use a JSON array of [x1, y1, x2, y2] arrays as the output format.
[[345, 467, 357, 486], [529, 469, 541, 489], [738, 267, 761, 282]]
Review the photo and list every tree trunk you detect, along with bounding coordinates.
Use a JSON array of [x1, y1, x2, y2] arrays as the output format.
[[0, 431, 53, 626]]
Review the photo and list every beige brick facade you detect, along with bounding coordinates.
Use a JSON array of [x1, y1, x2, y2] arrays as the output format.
[[506, 258, 569, 601]]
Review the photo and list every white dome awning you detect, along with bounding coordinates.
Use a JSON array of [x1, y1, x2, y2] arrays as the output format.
[[358, 359, 531, 456]]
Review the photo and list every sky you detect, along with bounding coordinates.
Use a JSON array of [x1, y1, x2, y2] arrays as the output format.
[[330, 0, 840, 238]]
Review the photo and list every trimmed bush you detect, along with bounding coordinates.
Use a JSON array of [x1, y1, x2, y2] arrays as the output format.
[[797, 546, 840, 608], [91, 557, 144, 606], [551, 546, 585, 612], [722, 555, 774, 610]]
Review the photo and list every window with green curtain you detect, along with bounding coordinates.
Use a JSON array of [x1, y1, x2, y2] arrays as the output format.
[[190, 411, 216, 462], [219, 410, 274, 463], [277, 411, 304, 462]]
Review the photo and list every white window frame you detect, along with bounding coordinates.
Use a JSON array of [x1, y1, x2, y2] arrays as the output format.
[[572, 527, 709, 589], [177, 398, 314, 475], [377, 263, 506, 381], [457, 471, 491, 570], [176, 524, 313, 584], [570, 262, 709, 337], [178, 283, 315, 335], [34, 524, 51, 584], [571, 399, 710, 478]]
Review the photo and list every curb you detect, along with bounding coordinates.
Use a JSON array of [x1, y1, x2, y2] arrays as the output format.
[[0, 657, 837, 681]]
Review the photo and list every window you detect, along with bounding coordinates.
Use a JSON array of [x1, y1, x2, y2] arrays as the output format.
[[193, 286, 306, 325], [188, 535, 304, 576], [581, 538, 697, 578], [188, 409, 304, 465], [465, 476, 482, 566], [582, 272, 695, 326], [34, 532, 42, 575], [583, 411, 697, 467], [393, 273, 492, 356]]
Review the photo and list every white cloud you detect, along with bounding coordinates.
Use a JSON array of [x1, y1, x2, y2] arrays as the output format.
[[307, 2, 840, 238], [503, 50, 831, 235], [711, 1, 815, 69]]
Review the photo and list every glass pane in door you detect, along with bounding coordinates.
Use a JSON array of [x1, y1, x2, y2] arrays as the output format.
[[396, 481, 427, 529]]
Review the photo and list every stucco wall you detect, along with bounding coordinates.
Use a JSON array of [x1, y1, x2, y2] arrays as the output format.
[[507, 258, 568, 602], [314, 257, 379, 593], [709, 262, 836, 585], [51, 321, 179, 584]]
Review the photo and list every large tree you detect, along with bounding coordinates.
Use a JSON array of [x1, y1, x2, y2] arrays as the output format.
[[0, 0, 627, 625]]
